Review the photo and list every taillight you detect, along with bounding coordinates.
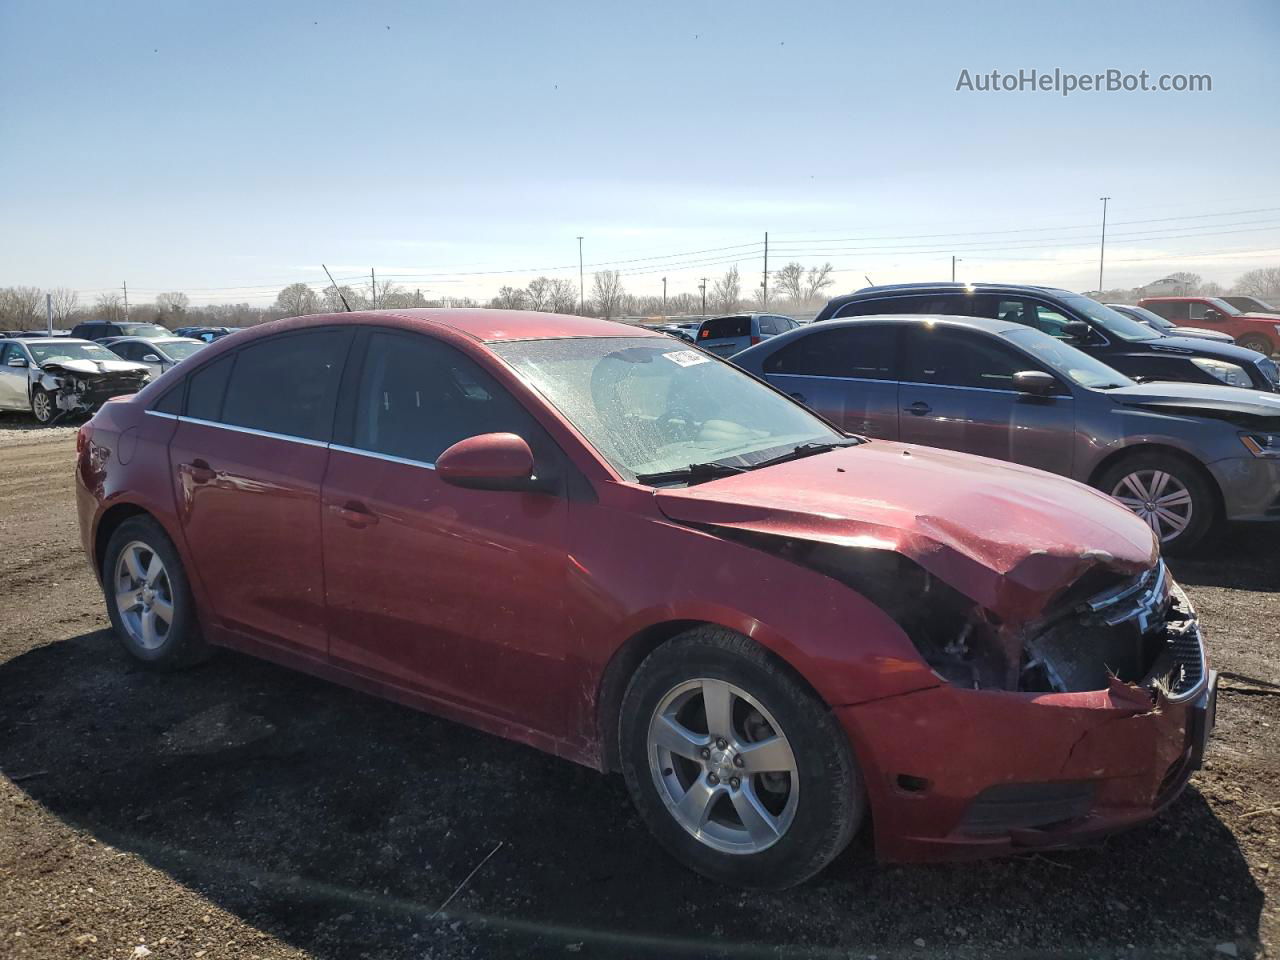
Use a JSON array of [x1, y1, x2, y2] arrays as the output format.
[[750, 335, 761, 346], [76, 424, 89, 455], [700, 330, 709, 339]]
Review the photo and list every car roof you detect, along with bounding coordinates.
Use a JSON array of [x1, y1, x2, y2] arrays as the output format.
[[13, 337, 97, 345], [1136, 296, 1210, 302], [802, 313, 1025, 336], [290, 308, 665, 343], [827, 282, 1078, 307]]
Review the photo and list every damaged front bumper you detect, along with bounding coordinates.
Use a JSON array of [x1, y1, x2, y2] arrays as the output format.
[[839, 577, 1216, 863], [38, 368, 149, 420]]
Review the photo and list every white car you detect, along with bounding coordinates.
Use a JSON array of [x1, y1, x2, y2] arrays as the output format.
[[101, 336, 207, 379], [0, 338, 151, 424]]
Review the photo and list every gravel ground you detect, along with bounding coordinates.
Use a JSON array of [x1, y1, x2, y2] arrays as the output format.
[[1, 417, 1277, 959]]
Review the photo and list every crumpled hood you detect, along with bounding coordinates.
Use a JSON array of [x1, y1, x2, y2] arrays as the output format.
[[41, 358, 149, 377], [1106, 381, 1280, 427], [655, 441, 1157, 622]]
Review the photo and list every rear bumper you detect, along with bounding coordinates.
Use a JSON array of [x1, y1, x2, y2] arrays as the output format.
[[837, 670, 1217, 863]]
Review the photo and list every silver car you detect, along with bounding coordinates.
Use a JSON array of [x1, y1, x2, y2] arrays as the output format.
[[0, 337, 151, 424], [101, 336, 207, 379], [695, 313, 800, 357], [732, 314, 1280, 552]]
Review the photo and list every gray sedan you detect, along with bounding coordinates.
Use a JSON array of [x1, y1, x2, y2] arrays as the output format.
[[732, 314, 1280, 552]]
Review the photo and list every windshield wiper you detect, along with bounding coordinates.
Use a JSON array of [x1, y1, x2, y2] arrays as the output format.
[[635, 461, 748, 486], [747, 439, 861, 470]]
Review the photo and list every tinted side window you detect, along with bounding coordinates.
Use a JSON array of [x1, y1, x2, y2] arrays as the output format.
[[185, 354, 233, 421], [1188, 301, 1211, 321], [758, 316, 779, 335], [353, 331, 543, 465], [974, 296, 1031, 325], [700, 316, 751, 340], [220, 330, 349, 441], [764, 326, 898, 380], [153, 383, 184, 415], [903, 327, 1025, 390]]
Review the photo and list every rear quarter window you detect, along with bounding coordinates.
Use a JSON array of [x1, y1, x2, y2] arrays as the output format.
[[699, 316, 751, 340]]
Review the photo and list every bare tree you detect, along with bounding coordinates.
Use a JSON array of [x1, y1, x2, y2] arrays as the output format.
[[1234, 267, 1280, 298], [548, 278, 579, 313], [491, 286, 528, 310], [322, 284, 365, 312], [95, 292, 126, 323], [0, 286, 43, 327], [524, 276, 553, 312], [713, 266, 742, 312], [275, 282, 319, 317], [156, 291, 190, 325], [592, 270, 625, 319], [378, 283, 419, 309], [804, 263, 836, 302], [773, 262, 805, 304], [47, 288, 79, 327]]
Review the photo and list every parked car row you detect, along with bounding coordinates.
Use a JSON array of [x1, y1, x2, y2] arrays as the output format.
[[78, 306, 1216, 888], [1136, 295, 1280, 356]]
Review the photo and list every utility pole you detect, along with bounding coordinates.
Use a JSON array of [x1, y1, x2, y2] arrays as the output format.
[[370, 268, 377, 309], [46, 293, 53, 335], [661, 277, 667, 317], [122, 281, 129, 321], [1097, 196, 1111, 293], [762, 232, 769, 309], [699, 278, 708, 316], [576, 236, 584, 314], [951, 256, 962, 282]]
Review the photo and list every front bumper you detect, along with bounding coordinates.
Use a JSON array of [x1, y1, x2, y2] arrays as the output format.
[[838, 639, 1216, 863], [1207, 455, 1280, 520]]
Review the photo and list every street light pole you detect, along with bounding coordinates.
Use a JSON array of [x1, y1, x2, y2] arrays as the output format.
[[1098, 196, 1111, 292], [951, 256, 962, 282], [662, 277, 667, 317], [576, 236, 584, 314], [699, 278, 708, 316]]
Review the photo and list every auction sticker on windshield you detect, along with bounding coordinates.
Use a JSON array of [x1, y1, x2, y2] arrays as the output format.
[[663, 350, 710, 367]]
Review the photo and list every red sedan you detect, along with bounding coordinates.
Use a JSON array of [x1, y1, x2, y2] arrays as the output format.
[[75, 309, 1216, 887]]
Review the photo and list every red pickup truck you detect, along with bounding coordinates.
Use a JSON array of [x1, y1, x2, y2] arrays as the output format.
[[1138, 296, 1280, 356]]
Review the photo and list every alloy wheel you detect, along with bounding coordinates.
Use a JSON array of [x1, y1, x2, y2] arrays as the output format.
[[647, 678, 799, 855], [31, 391, 52, 423], [113, 541, 175, 650], [1111, 469, 1193, 543]]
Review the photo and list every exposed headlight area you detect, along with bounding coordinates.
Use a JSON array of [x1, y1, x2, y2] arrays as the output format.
[[1260, 356, 1280, 384], [1191, 357, 1252, 388], [1241, 432, 1280, 458]]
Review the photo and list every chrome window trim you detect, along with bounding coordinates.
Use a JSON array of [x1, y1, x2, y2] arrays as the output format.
[[330, 443, 437, 470], [898, 380, 1074, 398], [768, 372, 896, 384], [174, 415, 331, 448], [144, 410, 179, 420]]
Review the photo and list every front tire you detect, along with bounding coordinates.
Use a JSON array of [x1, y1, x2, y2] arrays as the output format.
[[102, 516, 210, 668], [619, 626, 863, 888], [30, 387, 54, 425], [1236, 334, 1274, 357], [1096, 451, 1217, 554]]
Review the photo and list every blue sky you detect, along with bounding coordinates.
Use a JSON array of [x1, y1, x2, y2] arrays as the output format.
[[2, 0, 1278, 307]]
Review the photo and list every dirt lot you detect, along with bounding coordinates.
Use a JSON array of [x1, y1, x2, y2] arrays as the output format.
[[1, 417, 1277, 959]]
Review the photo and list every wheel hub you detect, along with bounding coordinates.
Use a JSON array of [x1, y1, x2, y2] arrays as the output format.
[[706, 746, 739, 785]]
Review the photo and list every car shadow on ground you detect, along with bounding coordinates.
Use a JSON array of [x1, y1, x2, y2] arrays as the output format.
[[1168, 522, 1280, 593], [0, 630, 1264, 959]]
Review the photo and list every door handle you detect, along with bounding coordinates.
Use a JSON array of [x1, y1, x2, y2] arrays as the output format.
[[904, 401, 932, 416], [329, 501, 379, 528], [788, 392, 808, 405], [185, 459, 216, 484]]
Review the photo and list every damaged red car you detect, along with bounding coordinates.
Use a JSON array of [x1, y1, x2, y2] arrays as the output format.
[[75, 310, 1217, 888]]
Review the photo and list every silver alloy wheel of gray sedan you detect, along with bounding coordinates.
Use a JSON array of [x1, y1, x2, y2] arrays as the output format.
[[648, 677, 799, 855], [1111, 469, 1194, 543], [113, 540, 175, 650], [31, 389, 53, 424]]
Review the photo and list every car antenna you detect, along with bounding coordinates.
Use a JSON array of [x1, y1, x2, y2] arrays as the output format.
[[864, 275, 875, 286], [322, 264, 352, 312]]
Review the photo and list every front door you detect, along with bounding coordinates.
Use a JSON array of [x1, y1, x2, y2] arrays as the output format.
[[321, 329, 571, 727], [169, 328, 352, 656], [897, 325, 1075, 476]]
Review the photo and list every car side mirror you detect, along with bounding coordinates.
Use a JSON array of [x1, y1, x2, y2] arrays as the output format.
[[1013, 370, 1059, 396], [1061, 320, 1091, 340], [437, 432, 535, 490], [1203, 309, 1220, 322], [6, 356, 27, 367], [143, 354, 161, 363]]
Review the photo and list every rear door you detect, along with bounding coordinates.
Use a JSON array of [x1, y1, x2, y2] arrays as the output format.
[[897, 325, 1074, 475], [321, 329, 571, 725], [168, 328, 352, 656], [761, 324, 901, 439], [697, 315, 753, 357]]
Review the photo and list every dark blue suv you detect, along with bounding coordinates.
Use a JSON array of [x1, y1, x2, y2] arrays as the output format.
[[815, 283, 1279, 392]]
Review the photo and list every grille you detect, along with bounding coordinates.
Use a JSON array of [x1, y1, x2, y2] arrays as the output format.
[[1165, 620, 1206, 698]]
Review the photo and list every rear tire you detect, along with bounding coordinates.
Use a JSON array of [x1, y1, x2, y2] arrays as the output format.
[[618, 626, 863, 888], [102, 516, 210, 668], [1237, 335, 1274, 357], [1096, 451, 1217, 554]]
